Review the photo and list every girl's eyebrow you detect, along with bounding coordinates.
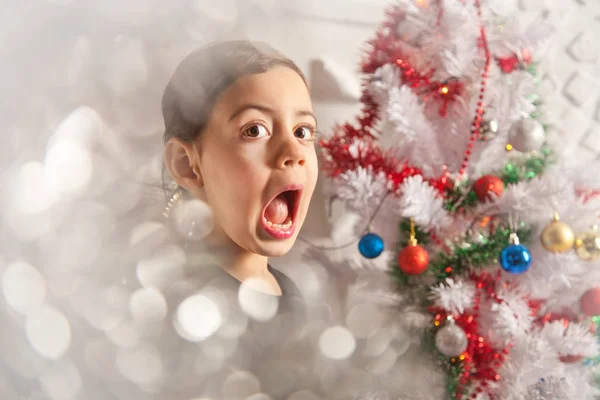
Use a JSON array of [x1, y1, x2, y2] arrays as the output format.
[[229, 104, 273, 121], [228, 104, 317, 125], [297, 110, 318, 125]]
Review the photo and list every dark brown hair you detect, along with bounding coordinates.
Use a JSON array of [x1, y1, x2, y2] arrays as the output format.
[[161, 40, 307, 145]]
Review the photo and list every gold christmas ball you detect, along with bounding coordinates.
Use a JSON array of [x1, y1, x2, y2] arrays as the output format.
[[541, 217, 575, 253], [575, 229, 600, 261]]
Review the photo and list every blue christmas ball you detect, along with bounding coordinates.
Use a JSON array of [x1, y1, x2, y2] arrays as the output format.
[[358, 233, 384, 259], [500, 244, 532, 274]]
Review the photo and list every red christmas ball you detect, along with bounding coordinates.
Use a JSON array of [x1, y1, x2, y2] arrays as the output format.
[[581, 288, 600, 316], [497, 55, 519, 73], [398, 244, 429, 275], [473, 175, 505, 202]]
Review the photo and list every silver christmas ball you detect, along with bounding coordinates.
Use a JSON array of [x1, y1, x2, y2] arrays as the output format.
[[435, 322, 468, 357], [480, 118, 499, 141], [508, 118, 545, 152], [483, 119, 499, 135]]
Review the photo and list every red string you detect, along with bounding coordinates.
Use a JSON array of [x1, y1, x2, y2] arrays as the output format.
[[436, 0, 444, 26], [459, 0, 491, 177]]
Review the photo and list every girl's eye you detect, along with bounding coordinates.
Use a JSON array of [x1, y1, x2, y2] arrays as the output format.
[[243, 124, 269, 139], [294, 126, 316, 141]]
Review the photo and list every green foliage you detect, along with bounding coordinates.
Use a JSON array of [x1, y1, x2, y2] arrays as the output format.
[[447, 362, 464, 399], [444, 146, 554, 212], [501, 146, 554, 184], [391, 219, 532, 288], [444, 186, 479, 212], [422, 327, 465, 399], [428, 226, 532, 281]]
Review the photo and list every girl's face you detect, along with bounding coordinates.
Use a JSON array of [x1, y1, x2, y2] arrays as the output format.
[[194, 66, 318, 257]]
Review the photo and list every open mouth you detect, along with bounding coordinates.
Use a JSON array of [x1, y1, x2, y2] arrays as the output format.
[[261, 184, 303, 239]]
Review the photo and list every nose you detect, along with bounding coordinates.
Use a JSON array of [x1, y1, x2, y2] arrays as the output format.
[[274, 131, 305, 169]]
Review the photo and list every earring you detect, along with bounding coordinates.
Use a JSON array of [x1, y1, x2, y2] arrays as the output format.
[[163, 188, 183, 219], [163, 188, 213, 242]]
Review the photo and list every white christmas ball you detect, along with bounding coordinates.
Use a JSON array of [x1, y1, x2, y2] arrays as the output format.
[[508, 118, 545, 152], [435, 322, 468, 357]]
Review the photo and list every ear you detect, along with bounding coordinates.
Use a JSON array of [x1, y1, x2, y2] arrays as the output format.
[[164, 137, 203, 191]]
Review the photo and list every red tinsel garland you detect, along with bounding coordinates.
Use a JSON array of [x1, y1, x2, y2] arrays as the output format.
[[361, 4, 464, 113], [357, 89, 381, 134], [320, 132, 449, 194], [320, 3, 463, 197], [430, 271, 544, 399], [320, 3, 472, 197], [430, 271, 540, 399]]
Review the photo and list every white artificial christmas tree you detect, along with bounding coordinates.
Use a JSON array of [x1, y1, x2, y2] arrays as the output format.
[[320, 1, 600, 398]]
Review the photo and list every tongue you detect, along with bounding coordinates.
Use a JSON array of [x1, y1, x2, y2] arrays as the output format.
[[265, 194, 289, 225]]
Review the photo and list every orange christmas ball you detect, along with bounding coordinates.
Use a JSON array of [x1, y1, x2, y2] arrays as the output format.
[[558, 354, 584, 364], [473, 175, 505, 202], [540, 311, 585, 363], [398, 244, 429, 275], [581, 288, 600, 316]]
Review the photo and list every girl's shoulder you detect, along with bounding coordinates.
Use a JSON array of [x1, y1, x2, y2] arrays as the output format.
[[267, 264, 307, 318], [267, 264, 302, 298]]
